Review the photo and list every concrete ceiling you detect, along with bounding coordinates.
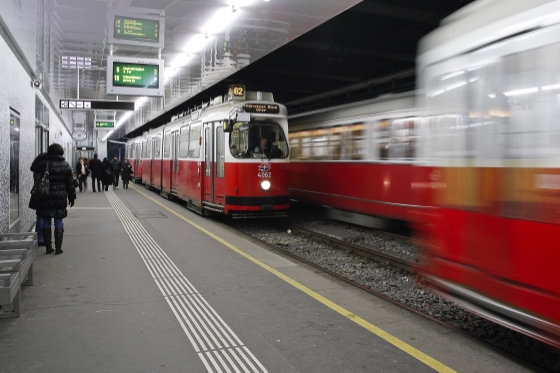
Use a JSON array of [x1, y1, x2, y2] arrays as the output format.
[[0, 0, 362, 140]]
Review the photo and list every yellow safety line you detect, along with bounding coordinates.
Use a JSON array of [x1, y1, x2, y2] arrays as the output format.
[[130, 185, 456, 373]]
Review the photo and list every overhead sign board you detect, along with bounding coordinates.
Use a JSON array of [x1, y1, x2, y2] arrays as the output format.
[[106, 56, 164, 97], [74, 146, 95, 151], [114, 16, 159, 43], [59, 99, 134, 111], [95, 121, 115, 129], [108, 6, 165, 48]]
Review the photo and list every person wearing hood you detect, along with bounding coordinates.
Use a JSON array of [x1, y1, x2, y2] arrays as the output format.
[[29, 152, 48, 246], [29, 143, 76, 255]]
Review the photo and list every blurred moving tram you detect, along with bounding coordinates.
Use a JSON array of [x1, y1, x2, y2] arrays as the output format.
[[416, 0, 560, 348], [288, 93, 431, 229]]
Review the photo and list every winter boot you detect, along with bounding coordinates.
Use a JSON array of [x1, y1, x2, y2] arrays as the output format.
[[54, 227, 64, 255], [43, 228, 54, 254]]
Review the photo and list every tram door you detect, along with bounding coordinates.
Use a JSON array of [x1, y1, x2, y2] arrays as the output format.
[[171, 129, 180, 193], [203, 122, 214, 203], [136, 143, 142, 180], [151, 137, 157, 186]]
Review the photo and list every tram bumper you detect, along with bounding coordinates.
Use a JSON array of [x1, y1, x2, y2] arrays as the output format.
[[225, 195, 289, 218]]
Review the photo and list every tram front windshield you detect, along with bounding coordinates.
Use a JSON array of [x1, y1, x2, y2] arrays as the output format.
[[229, 121, 289, 159]]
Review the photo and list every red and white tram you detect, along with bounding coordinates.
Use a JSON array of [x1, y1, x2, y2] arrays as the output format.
[[130, 85, 290, 218], [288, 93, 432, 229], [417, 0, 560, 347]]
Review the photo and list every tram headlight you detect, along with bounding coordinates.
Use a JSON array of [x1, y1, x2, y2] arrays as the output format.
[[260, 180, 271, 191]]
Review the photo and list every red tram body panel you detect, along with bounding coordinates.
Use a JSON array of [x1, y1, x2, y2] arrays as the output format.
[[288, 94, 432, 227]]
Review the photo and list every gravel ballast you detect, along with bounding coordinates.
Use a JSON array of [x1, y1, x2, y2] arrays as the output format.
[[230, 219, 560, 372]]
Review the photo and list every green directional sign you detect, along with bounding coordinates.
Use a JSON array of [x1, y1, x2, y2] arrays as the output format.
[[113, 62, 159, 88], [114, 16, 159, 43], [96, 121, 115, 128]]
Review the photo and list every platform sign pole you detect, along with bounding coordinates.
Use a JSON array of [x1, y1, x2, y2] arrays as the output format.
[[77, 68, 80, 100]]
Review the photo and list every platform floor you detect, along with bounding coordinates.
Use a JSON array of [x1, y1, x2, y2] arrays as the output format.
[[0, 185, 533, 372]]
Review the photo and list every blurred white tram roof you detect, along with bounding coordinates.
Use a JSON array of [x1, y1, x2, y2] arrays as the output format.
[[417, 0, 558, 66]]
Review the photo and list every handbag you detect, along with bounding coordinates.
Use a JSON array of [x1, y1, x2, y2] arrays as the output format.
[[105, 168, 112, 176], [31, 163, 50, 200]]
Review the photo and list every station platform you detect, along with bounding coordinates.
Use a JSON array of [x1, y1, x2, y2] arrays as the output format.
[[0, 185, 532, 372]]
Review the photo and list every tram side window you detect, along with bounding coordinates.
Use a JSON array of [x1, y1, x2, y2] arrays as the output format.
[[179, 126, 189, 158], [312, 129, 330, 160], [189, 123, 201, 158], [163, 132, 171, 158], [336, 123, 366, 160], [350, 124, 366, 160], [390, 119, 418, 160], [154, 136, 162, 158], [502, 44, 560, 160], [288, 133, 301, 160], [216, 125, 225, 178], [300, 131, 313, 160], [141, 140, 147, 158], [330, 128, 342, 160], [376, 120, 391, 160]]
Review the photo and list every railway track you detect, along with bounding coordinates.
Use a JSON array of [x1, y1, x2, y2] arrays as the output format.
[[223, 218, 559, 373]]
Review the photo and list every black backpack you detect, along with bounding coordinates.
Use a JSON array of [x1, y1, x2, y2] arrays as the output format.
[[31, 163, 50, 200]]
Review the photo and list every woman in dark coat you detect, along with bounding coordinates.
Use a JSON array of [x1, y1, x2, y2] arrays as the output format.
[[29, 143, 76, 254], [101, 157, 112, 191], [30, 152, 49, 246], [120, 159, 133, 189]]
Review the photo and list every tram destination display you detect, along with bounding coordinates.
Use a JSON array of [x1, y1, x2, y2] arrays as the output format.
[[106, 56, 164, 96], [108, 6, 164, 48], [244, 104, 280, 114]]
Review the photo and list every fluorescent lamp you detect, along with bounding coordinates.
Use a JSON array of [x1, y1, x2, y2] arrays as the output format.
[[441, 71, 465, 81], [102, 130, 114, 141], [542, 84, 560, 91], [503, 87, 538, 96], [429, 89, 445, 98], [446, 81, 468, 91]]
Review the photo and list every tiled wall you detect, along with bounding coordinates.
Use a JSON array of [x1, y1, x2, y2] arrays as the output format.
[[0, 35, 70, 234]]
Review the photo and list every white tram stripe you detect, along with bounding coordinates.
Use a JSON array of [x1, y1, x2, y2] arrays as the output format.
[[104, 191, 267, 373]]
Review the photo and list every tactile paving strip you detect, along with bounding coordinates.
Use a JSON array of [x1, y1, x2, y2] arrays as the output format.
[[105, 190, 268, 373]]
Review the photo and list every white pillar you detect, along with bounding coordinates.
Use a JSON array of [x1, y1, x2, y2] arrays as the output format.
[[96, 130, 108, 160]]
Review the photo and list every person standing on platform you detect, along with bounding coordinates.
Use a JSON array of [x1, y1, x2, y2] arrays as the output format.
[[30, 143, 76, 255], [75, 157, 88, 192], [110, 155, 122, 189], [29, 152, 48, 246], [120, 159, 133, 189], [101, 157, 112, 191], [89, 153, 103, 193]]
